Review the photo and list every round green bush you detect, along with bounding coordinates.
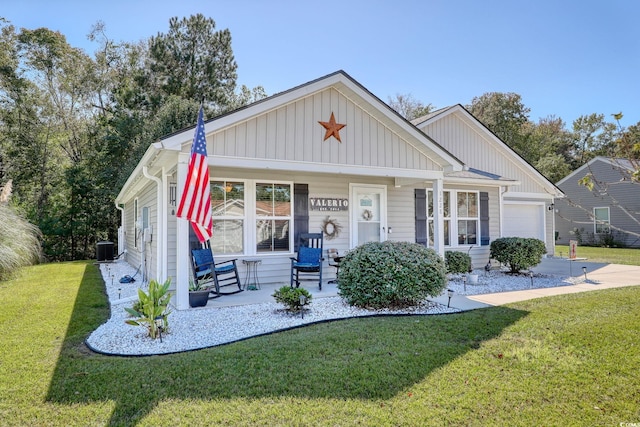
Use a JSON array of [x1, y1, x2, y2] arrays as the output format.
[[337, 241, 446, 309], [445, 251, 472, 274], [272, 286, 312, 311], [490, 237, 546, 273]]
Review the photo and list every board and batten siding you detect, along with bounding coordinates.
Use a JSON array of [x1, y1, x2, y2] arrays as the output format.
[[209, 88, 439, 172], [419, 113, 547, 194], [555, 159, 640, 247]]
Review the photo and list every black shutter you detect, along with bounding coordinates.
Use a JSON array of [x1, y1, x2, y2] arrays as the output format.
[[480, 191, 489, 246], [294, 184, 309, 251], [415, 189, 427, 246]]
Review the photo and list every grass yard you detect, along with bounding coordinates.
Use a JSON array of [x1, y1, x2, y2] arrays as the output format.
[[1, 261, 639, 426], [555, 244, 640, 265]]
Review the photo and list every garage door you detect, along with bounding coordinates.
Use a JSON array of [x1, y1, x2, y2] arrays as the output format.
[[503, 203, 545, 240]]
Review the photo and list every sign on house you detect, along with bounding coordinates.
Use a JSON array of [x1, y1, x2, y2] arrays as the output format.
[[309, 197, 349, 211]]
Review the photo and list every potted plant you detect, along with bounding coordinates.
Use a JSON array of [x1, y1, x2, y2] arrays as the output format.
[[189, 280, 211, 308]]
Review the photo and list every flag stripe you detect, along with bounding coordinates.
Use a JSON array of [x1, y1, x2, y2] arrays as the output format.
[[176, 106, 213, 243]]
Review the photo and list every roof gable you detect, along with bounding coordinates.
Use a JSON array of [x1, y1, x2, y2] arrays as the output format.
[[158, 71, 464, 172], [556, 156, 635, 186], [414, 104, 563, 197]]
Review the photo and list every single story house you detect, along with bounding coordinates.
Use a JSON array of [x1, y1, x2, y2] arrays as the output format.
[[554, 156, 640, 248], [115, 70, 562, 310]]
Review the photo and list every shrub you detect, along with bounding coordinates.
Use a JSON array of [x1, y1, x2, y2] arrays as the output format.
[[337, 241, 446, 309], [272, 286, 312, 312], [445, 251, 472, 274], [0, 203, 42, 280], [490, 237, 546, 273], [125, 278, 173, 339]]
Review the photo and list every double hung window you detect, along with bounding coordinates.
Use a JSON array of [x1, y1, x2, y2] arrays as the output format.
[[256, 183, 291, 253], [210, 181, 245, 254], [426, 190, 479, 247], [593, 207, 610, 233], [210, 180, 292, 255], [457, 192, 478, 245]]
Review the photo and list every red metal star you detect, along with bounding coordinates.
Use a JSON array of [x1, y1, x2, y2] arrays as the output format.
[[318, 112, 346, 142]]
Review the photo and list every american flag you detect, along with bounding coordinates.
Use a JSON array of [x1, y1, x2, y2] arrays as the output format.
[[177, 106, 212, 242]]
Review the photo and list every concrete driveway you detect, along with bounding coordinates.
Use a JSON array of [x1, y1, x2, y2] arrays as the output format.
[[450, 257, 640, 309]]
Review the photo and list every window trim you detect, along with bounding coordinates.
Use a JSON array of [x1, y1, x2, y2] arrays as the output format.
[[210, 178, 294, 256], [427, 190, 451, 247], [456, 191, 479, 246], [593, 206, 610, 234], [427, 189, 479, 247], [255, 181, 294, 254]]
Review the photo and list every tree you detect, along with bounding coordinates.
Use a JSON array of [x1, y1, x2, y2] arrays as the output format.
[[387, 93, 434, 121], [0, 15, 266, 261], [529, 115, 576, 182], [467, 92, 534, 162], [148, 14, 238, 113], [571, 113, 617, 164]]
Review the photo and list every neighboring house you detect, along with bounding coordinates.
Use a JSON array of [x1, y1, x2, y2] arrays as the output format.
[[115, 70, 562, 310], [554, 157, 640, 248]]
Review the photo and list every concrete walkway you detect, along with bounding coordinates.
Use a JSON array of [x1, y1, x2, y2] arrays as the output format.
[[432, 259, 640, 311]]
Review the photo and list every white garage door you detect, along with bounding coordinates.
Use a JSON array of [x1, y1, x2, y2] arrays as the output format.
[[503, 203, 545, 240]]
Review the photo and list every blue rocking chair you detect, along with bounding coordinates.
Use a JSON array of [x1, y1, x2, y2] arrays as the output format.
[[290, 233, 324, 290], [191, 248, 243, 298]]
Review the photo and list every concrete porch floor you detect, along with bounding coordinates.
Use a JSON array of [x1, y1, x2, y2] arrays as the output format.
[[203, 279, 341, 308], [204, 257, 640, 311]]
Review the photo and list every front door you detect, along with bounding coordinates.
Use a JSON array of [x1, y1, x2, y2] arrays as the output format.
[[351, 184, 387, 248]]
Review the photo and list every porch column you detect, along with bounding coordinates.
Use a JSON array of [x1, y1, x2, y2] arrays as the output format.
[[432, 178, 445, 257], [175, 153, 190, 310]]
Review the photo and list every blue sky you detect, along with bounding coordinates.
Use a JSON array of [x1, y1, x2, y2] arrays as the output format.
[[4, 0, 640, 127]]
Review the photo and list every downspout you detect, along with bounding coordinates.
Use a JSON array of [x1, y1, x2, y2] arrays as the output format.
[[143, 166, 163, 282]]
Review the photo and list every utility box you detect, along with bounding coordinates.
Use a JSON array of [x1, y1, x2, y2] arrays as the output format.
[[96, 241, 114, 262]]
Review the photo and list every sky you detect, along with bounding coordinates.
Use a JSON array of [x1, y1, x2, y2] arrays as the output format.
[[4, 0, 640, 127]]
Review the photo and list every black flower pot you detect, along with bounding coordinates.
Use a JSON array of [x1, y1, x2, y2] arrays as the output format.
[[189, 290, 210, 307]]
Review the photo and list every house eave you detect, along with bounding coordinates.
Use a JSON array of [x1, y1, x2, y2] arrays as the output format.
[[115, 145, 165, 204], [212, 155, 444, 180]]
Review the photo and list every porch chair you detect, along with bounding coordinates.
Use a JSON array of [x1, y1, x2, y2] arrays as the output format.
[[327, 248, 342, 284], [191, 247, 243, 298], [290, 233, 324, 290]]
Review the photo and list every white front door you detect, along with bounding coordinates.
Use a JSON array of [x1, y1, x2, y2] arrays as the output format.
[[350, 184, 387, 248]]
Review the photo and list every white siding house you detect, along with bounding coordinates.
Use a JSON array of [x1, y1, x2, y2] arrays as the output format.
[[412, 105, 563, 255], [116, 71, 562, 310]]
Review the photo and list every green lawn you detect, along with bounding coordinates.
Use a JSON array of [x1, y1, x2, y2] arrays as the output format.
[[555, 244, 640, 265], [1, 261, 639, 426]]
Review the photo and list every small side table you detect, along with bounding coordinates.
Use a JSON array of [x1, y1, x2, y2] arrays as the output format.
[[242, 259, 262, 290]]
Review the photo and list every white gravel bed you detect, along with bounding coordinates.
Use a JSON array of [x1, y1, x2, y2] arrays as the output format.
[[86, 259, 577, 356], [86, 260, 459, 356], [446, 269, 579, 295]]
